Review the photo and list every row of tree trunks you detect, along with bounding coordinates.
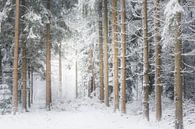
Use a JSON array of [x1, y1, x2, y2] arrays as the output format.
[[142, 1, 183, 127], [99, 0, 127, 112]]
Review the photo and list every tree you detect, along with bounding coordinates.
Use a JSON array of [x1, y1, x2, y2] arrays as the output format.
[[99, 0, 104, 102], [121, 0, 127, 114], [59, 40, 62, 98], [22, 0, 27, 112], [12, 0, 20, 114], [174, 1, 183, 128], [75, 48, 78, 98], [154, 0, 162, 121], [46, 0, 52, 110], [103, 0, 109, 106], [142, 0, 150, 121], [112, 0, 119, 111]]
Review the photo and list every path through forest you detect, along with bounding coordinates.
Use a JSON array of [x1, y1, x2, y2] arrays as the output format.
[[0, 98, 169, 129]]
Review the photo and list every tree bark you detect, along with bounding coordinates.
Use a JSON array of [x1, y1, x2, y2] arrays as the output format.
[[30, 66, 33, 104], [121, 0, 127, 114], [75, 49, 78, 98], [46, 0, 52, 111], [99, 0, 104, 102], [154, 0, 162, 121], [59, 41, 62, 98], [103, 0, 109, 107], [0, 43, 2, 84], [12, 0, 20, 114], [142, 0, 150, 121], [175, 2, 183, 128], [22, 0, 27, 112], [112, 0, 119, 111]]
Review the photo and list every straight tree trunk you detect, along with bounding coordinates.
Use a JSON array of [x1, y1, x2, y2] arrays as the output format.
[[142, 0, 150, 121], [30, 66, 33, 104], [12, 0, 20, 114], [46, 0, 52, 110], [99, 0, 104, 102], [112, 0, 119, 111], [154, 0, 162, 121], [0, 43, 2, 84], [175, 1, 183, 128], [75, 49, 78, 98], [121, 0, 127, 114], [103, 0, 109, 107], [22, 0, 27, 112], [59, 41, 62, 98]]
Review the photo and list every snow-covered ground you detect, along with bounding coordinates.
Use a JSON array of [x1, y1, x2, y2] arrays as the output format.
[[0, 98, 195, 129], [0, 56, 194, 129]]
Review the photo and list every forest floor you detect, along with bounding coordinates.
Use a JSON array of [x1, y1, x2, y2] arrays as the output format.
[[0, 98, 195, 129]]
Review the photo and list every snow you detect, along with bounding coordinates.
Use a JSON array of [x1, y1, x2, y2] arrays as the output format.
[[1, 54, 195, 129], [0, 96, 195, 129], [162, 0, 184, 48]]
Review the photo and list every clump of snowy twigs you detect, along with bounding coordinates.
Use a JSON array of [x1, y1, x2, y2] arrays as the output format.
[[162, 0, 184, 49]]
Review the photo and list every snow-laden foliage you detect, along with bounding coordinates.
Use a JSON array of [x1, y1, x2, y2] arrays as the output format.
[[0, 84, 11, 114], [162, 0, 184, 48]]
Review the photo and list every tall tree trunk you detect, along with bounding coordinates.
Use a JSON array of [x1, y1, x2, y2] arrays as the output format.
[[75, 49, 78, 98], [99, 0, 104, 102], [30, 66, 33, 104], [142, 0, 150, 121], [12, 0, 20, 114], [59, 41, 62, 98], [112, 0, 119, 111], [121, 0, 127, 114], [0, 43, 2, 84], [46, 0, 52, 110], [154, 0, 162, 121], [103, 0, 109, 107], [22, 0, 27, 112], [175, 1, 183, 128]]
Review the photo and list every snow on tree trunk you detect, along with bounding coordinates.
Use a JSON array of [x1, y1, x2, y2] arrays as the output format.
[[103, 0, 109, 107], [99, 0, 104, 103], [154, 0, 162, 121], [163, 0, 184, 128], [112, 0, 119, 112], [142, 0, 150, 121]]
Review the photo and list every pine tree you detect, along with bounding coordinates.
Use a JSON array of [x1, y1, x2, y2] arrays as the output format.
[[12, 0, 20, 114], [103, 0, 109, 106], [59, 40, 62, 98], [175, 1, 183, 128], [121, 0, 127, 114], [22, 0, 27, 112], [46, 0, 52, 111], [154, 0, 162, 121], [142, 0, 150, 121], [99, 0, 104, 102], [112, 0, 119, 111]]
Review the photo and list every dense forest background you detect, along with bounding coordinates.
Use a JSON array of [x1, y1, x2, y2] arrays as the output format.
[[0, 0, 195, 129]]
